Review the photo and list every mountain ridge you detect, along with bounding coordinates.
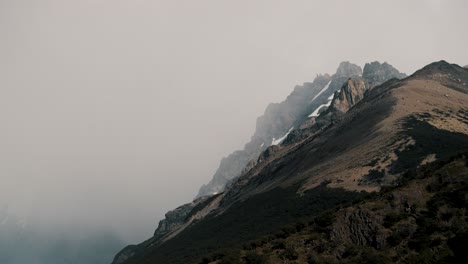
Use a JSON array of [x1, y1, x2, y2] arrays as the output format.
[[197, 61, 405, 197], [112, 60, 468, 264]]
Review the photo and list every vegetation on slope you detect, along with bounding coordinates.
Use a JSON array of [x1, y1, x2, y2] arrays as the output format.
[[199, 153, 468, 264], [126, 184, 369, 264]]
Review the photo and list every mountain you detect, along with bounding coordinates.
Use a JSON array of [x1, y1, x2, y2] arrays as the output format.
[[198, 61, 405, 197], [112, 60, 468, 264]]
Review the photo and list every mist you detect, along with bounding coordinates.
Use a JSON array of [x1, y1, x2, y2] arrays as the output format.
[[1, 0, 467, 262]]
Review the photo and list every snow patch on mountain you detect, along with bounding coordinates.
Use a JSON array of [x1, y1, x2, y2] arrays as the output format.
[[308, 91, 336, 117], [271, 127, 294, 146], [311, 80, 331, 102]]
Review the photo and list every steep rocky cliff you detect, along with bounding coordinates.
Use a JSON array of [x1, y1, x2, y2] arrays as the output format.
[[329, 77, 368, 113]]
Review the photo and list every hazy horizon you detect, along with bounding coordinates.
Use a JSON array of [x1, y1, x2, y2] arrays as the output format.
[[1, 1, 467, 259]]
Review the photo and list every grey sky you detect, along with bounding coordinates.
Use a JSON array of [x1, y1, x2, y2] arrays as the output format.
[[1, 0, 467, 243]]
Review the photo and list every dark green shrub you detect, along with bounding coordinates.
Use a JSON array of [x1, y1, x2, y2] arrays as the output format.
[[271, 239, 285, 250], [281, 247, 298, 260], [243, 251, 266, 264], [383, 212, 407, 228]]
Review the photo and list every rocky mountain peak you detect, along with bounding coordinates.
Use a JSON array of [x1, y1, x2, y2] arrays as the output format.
[[335, 61, 362, 78], [329, 77, 368, 113], [363, 61, 407, 88], [312, 73, 331, 85]]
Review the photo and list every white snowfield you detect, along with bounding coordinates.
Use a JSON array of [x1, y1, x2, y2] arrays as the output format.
[[271, 127, 294, 146], [308, 91, 336, 117], [311, 80, 331, 102]]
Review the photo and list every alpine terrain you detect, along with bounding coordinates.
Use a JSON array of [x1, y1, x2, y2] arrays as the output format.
[[113, 60, 468, 264]]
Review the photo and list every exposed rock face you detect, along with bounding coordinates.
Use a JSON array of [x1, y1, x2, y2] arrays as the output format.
[[329, 78, 368, 113], [253, 74, 331, 140], [464, 65, 468, 69], [153, 204, 193, 239], [112, 195, 220, 264], [283, 77, 369, 145], [363, 61, 406, 88], [153, 195, 212, 240], [197, 150, 251, 196], [335, 61, 362, 78], [330, 207, 386, 249]]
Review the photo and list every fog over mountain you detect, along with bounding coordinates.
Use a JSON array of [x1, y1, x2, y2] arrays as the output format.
[[1, 0, 467, 263]]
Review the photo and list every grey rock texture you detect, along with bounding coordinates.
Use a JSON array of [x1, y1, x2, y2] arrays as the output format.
[[153, 195, 211, 240], [335, 61, 362, 78], [330, 207, 387, 249], [363, 61, 406, 88], [153, 203, 194, 239], [197, 150, 252, 196]]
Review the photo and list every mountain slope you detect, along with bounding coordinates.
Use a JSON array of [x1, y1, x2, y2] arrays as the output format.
[[197, 62, 366, 197], [199, 61, 405, 197], [113, 61, 467, 264]]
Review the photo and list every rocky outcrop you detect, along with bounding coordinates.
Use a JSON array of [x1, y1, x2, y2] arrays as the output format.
[[329, 77, 368, 113], [112, 194, 221, 264], [330, 207, 387, 249], [153, 203, 193, 239], [153, 195, 213, 240], [197, 150, 252, 196], [283, 77, 369, 145], [335, 61, 362, 78], [363, 61, 406, 88]]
